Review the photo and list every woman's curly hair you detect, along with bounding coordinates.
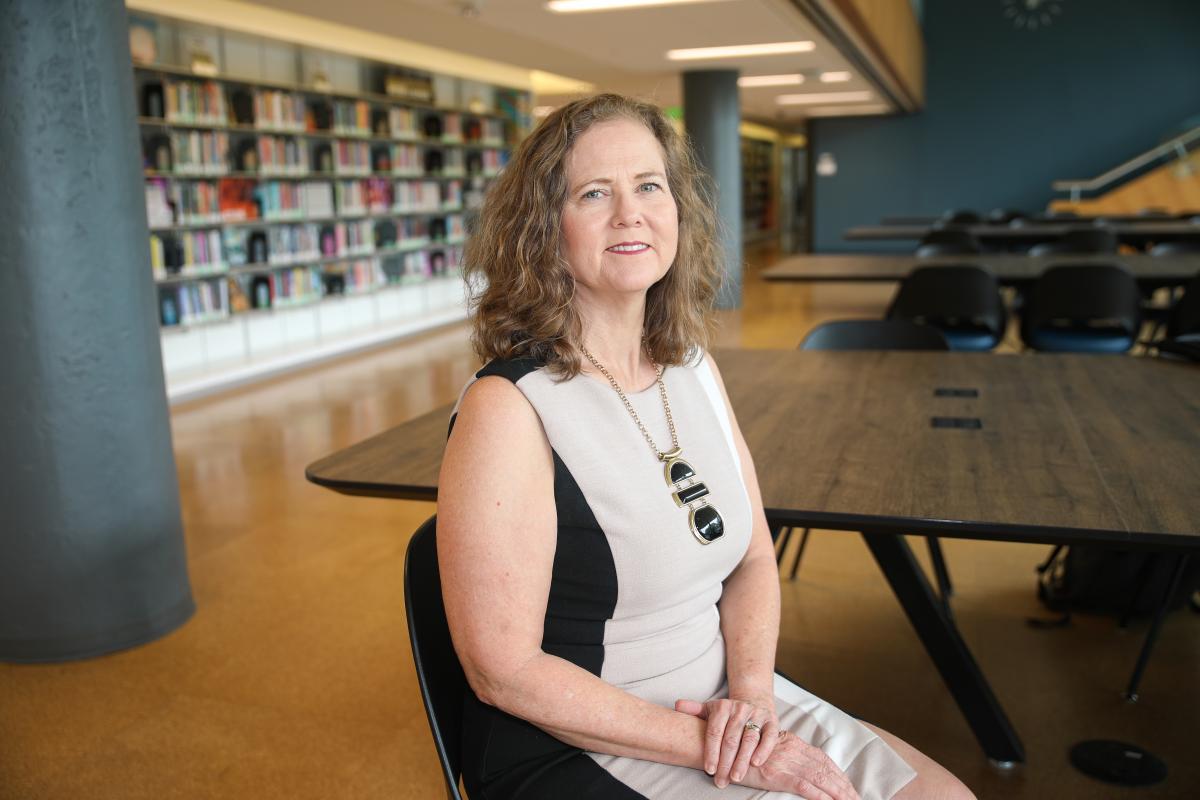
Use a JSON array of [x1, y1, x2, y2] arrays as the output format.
[[463, 93, 724, 377]]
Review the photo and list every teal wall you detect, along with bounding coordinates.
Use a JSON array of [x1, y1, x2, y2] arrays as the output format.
[[809, 0, 1200, 251]]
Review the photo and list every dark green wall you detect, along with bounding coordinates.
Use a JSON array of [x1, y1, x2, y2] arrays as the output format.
[[809, 0, 1200, 251]]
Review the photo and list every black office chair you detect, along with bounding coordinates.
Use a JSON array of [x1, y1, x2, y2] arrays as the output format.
[[1149, 240, 1200, 256], [781, 321, 955, 608], [1166, 273, 1200, 339], [886, 265, 1008, 351], [939, 209, 981, 225], [1020, 264, 1142, 353], [987, 208, 1025, 225], [798, 319, 950, 351], [915, 229, 982, 257], [1028, 227, 1119, 256], [404, 515, 467, 800]]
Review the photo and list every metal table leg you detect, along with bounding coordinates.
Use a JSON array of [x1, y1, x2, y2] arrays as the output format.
[[862, 531, 1025, 766]]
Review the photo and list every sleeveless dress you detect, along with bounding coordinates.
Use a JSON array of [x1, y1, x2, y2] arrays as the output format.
[[448, 354, 917, 800]]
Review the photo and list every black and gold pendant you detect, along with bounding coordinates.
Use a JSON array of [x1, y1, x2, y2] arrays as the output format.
[[662, 448, 725, 545]]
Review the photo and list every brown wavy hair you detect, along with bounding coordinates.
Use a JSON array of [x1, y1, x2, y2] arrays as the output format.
[[463, 93, 724, 378]]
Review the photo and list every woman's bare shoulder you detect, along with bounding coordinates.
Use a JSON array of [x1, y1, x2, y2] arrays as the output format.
[[444, 375, 551, 488]]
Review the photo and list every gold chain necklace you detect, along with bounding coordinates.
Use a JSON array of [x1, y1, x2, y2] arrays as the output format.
[[580, 345, 725, 545]]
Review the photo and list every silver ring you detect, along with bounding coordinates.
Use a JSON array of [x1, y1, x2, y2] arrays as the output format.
[[744, 721, 762, 734]]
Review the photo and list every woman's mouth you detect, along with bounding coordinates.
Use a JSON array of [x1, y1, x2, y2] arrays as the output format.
[[606, 242, 650, 254]]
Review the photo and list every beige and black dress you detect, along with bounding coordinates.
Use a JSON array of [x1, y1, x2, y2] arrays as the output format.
[[449, 354, 916, 800]]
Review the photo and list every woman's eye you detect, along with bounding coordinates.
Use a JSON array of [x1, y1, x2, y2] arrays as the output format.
[[582, 189, 603, 200], [638, 182, 661, 193]]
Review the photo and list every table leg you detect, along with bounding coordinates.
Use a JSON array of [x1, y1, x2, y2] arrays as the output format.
[[861, 532, 1025, 766]]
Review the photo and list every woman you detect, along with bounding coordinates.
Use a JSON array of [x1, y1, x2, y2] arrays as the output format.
[[438, 94, 973, 800]]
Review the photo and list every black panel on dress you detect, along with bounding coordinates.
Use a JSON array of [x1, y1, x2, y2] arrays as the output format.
[[451, 357, 624, 799]]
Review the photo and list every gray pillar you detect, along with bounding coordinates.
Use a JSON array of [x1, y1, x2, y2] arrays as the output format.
[[0, 0, 194, 662], [683, 70, 742, 309]]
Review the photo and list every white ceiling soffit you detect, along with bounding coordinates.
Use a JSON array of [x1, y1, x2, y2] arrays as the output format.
[[240, 0, 897, 125]]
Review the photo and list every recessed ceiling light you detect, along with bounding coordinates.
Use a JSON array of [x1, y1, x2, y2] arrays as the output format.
[[547, 0, 719, 11], [666, 41, 815, 60], [738, 74, 805, 88], [776, 91, 873, 105], [820, 71, 852, 83]]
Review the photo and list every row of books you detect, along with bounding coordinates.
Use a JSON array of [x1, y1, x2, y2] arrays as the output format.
[[154, 214, 462, 276], [388, 108, 420, 140], [158, 249, 465, 324], [254, 90, 306, 131], [256, 136, 310, 176], [164, 80, 227, 125], [146, 175, 472, 229], [317, 220, 376, 257], [333, 140, 371, 175], [150, 229, 224, 275], [159, 131, 229, 175], [324, 259, 387, 295], [334, 100, 373, 136], [145, 79, 507, 143], [145, 131, 497, 178], [393, 180, 457, 214], [159, 278, 230, 326]]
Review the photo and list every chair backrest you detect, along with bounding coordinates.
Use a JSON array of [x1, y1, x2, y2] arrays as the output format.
[[1028, 227, 1119, 256], [1150, 240, 1200, 256], [1021, 264, 1142, 342], [886, 265, 1007, 341], [987, 208, 1026, 225], [1167, 273, 1200, 339], [404, 515, 467, 800], [915, 229, 982, 257], [800, 319, 950, 351], [940, 209, 981, 225]]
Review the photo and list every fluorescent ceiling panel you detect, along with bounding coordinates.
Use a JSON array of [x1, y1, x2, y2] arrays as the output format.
[[666, 41, 815, 60]]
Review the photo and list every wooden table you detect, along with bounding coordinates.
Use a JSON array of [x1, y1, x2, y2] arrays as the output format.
[[761, 253, 1200, 288], [307, 350, 1200, 766], [844, 221, 1200, 248]]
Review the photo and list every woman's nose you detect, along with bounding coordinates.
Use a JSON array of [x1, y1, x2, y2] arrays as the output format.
[[611, 192, 643, 227]]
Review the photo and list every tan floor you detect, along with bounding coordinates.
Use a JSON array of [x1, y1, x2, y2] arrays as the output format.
[[2, 246, 1197, 799]]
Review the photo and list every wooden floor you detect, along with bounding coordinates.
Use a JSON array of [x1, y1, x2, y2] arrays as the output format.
[[3, 245, 1197, 799]]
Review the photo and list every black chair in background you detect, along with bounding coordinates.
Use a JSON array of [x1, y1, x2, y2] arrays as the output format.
[[939, 209, 981, 225], [1028, 227, 1119, 256], [1166, 273, 1200, 340], [404, 516, 467, 800], [1149, 240, 1200, 256], [797, 319, 950, 351], [886, 265, 1008, 351], [987, 208, 1026, 225], [1143, 244, 1200, 336], [781, 320, 955, 608], [915, 229, 982, 257], [1020, 264, 1142, 353]]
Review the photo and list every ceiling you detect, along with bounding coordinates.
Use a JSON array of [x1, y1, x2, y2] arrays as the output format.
[[240, 0, 893, 126]]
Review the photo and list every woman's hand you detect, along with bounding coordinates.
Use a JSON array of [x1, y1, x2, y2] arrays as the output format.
[[745, 730, 862, 800], [674, 693, 780, 788]]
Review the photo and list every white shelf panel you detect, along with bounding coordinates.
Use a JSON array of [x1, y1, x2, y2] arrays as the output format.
[[162, 279, 469, 403]]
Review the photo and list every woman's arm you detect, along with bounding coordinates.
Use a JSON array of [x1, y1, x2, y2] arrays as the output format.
[[438, 376, 711, 768]]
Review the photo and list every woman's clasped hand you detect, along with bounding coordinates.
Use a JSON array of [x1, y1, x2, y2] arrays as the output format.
[[676, 695, 861, 799]]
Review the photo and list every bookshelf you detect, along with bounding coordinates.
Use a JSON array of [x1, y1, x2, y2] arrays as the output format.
[[741, 137, 776, 241], [128, 12, 530, 400]]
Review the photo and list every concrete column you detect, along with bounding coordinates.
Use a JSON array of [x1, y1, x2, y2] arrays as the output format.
[[683, 70, 742, 309], [0, 0, 194, 661]]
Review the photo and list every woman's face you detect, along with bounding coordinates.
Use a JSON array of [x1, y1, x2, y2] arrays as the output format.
[[560, 118, 679, 303]]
